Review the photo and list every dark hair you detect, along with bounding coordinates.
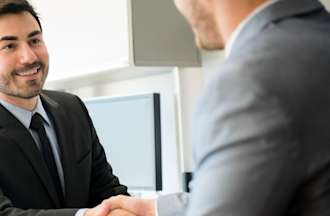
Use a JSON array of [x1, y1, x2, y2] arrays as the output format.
[[0, 0, 42, 31]]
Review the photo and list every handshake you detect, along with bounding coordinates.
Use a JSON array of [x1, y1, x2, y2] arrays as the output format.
[[85, 195, 156, 216]]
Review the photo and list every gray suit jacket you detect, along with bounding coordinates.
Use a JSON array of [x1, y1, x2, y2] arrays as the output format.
[[158, 0, 330, 215]]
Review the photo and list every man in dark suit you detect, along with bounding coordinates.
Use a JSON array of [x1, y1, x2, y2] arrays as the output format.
[[107, 0, 330, 215], [0, 0, 132, 215]]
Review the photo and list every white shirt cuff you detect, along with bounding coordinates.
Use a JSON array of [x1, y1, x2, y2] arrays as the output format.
[[75, 208, 88, 216]]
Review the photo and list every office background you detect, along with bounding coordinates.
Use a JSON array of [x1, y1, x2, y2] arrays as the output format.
[[28, 0, 330, 194]]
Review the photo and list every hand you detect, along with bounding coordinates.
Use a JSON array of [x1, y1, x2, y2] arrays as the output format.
[[107, 209, 137, 216], [108, 195, 156, 216], [85, 199, 113, 216]]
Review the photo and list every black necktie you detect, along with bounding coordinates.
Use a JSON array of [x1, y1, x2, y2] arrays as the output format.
[[30, 113, 64, 204]]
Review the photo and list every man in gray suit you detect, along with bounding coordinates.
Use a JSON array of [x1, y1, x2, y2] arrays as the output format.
[[107, 0, 330, 215]]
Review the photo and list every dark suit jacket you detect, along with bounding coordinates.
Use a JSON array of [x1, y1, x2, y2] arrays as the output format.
[[0, 90, 128, 215], [157, 0, 330, 215]]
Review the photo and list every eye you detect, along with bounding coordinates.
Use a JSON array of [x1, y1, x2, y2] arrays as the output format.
[[29, 38, 42, 46], [1, 43, 16, 51]]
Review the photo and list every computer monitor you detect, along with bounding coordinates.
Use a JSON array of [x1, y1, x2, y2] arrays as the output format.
[[84, 93, 162, 191]]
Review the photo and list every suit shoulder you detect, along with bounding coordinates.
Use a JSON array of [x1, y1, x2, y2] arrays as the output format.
[[41, 90, 81, 103]]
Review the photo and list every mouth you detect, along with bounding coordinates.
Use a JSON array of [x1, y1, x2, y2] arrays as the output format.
[[15, 65, 41, 77]]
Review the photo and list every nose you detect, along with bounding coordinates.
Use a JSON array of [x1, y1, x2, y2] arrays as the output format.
[[19, 43, 38, 64]]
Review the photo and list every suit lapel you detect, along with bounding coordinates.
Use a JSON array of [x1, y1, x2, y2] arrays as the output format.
[[40, 93, 77, 206], [0, 104, 61, 207]]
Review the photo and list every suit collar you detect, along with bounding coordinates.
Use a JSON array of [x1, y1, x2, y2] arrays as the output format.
[[225, 0, 280, 58], [228, 0, 324, 58], [40, 92, 60, 110]]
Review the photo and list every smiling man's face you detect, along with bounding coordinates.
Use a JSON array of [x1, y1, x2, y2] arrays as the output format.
[[0, 11, 48, 100]]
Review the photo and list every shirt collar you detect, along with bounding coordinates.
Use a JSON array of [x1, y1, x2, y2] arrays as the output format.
[[0, 96, 51, 128], [225, 0, 280, 58]]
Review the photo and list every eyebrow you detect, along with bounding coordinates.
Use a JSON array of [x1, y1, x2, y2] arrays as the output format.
[[0, 30, 42, 42], [0, 36, 18, 41], [28, 30, 42, 38]]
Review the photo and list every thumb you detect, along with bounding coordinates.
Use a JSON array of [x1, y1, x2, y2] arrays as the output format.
[[107, 195, 128, 210], [96, 200, 113, 215]]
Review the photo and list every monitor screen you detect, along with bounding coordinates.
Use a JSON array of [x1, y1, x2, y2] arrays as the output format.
[[84, 93, 162, 191]]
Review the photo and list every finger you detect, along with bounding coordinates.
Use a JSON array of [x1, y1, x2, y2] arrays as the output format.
[[84, 200, 114, 216], [97, 199, 115, 215], [106, 195, 130, 210], [106, 195, 155, 216], [107, 209, 136, 216]]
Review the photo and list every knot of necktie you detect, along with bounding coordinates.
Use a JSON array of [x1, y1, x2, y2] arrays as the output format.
[[30, 113, 45, 130]]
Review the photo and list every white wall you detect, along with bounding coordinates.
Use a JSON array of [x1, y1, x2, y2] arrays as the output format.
[[174, 68, 204, 172], [31, 0, 130, 81]]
